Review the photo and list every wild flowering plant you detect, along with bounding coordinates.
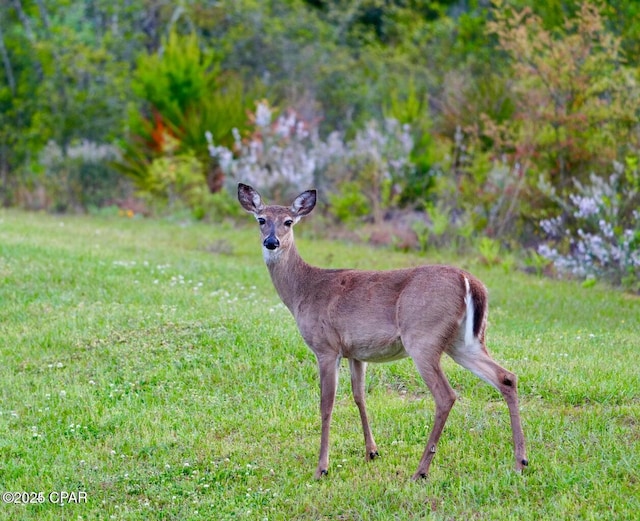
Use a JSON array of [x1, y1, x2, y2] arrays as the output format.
[[206, 100, 415, 221], [537, 162, 640, 290], [313, 117, 415, 224], [206, 100, 322, 197]]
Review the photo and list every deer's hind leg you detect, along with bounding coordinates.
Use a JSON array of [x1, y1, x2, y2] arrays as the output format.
[[348, 359, 379, 461], [404, 340, 457, 480], [447, 341, 528, 471]]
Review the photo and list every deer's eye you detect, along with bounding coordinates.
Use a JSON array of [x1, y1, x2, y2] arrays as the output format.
[[257, 218, 266, 225], [284, 219, 294, 227]]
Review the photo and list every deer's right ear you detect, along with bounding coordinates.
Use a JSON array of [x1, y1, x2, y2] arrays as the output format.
[[291, 189, 317, 219], [238, 183, 265, 214]]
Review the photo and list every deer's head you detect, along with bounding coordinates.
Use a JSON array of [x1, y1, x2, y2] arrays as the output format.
[[238, 183, 316, 263]]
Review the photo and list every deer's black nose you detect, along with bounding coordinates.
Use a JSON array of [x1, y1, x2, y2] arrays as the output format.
[[263, 236, 280, 250]]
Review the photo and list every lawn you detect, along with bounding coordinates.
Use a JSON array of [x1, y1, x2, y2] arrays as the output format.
[[0, 209, 638, 520]]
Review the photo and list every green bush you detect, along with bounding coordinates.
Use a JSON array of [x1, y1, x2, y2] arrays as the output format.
[[327, 182, 371, 227], [117, 30, 254, 216], [383, 78, 438, 207], [36, 140, 128, 213]]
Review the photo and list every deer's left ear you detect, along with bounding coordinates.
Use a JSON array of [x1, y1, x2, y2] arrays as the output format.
[[291, 190, 316, 218], [238, 183, 265, 214]]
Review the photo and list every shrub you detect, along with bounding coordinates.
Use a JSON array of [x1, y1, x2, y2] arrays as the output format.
[[445, 127, 530, 239], [537, 162, 640, 290], [485, 0, 640, 187], [341, 118, 413, 223], [209, 100, 417, 224], [117, 30, 253, 214], [327, 182, 370, 228], [383, 78, 438, 207], [220, 101, 321, 199], [36, 140, 126, 212], [144, 152, 207, 218], [410, 201, 474, 253]]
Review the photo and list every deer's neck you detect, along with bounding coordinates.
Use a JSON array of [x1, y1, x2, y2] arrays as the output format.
[[265, 244, 314, 313]]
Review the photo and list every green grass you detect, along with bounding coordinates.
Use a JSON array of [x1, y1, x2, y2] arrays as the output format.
[[0, 209, 638, 520]]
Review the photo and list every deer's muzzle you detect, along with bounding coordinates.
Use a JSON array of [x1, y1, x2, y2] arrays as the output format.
[[263, 235, 280, 250]]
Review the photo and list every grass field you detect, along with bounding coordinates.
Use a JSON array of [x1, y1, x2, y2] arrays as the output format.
[[0, 209, 638, 520]]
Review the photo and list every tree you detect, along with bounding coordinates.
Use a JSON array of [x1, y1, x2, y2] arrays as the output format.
[[0, 0, 136, 208], [485, 0, 640, 187]]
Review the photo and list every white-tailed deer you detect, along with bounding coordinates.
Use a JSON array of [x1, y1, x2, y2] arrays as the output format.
[[238, 183, 528, 480]]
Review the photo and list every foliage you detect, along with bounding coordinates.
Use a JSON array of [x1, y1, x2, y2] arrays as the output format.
[[327, 181, 370, 227], [433, 0, 640, 250], [337, 118, 413, 223], [0, 1, 132, 208], [126, 31, 244, 162], [215, 100, 321, 199], [118, 29, 254, 215], [537, 161, 640, 290], [477, 236, 503, 266], [1, 0, 640, 286], [383, 78, 438, 207], [440, 127, 529, 239], [484, 0, 640, 187], [130, 29, 252, 155], [210, 0, 373, 132], [410, 200, 474, 253], [35, 140, 126, 212], [210, 100, 415, 224], [144, 152, 207, 217], [133, 31, 219, 125]]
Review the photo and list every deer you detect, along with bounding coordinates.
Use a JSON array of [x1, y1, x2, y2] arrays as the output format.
[[237, 183, 528, 480]]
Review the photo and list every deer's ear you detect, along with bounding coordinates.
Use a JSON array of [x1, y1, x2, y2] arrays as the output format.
[[238, 183, 265, 214], [291, 190, 316, 218]]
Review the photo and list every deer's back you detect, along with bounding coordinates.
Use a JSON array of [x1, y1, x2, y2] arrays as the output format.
[[293, 264, 474, 362]]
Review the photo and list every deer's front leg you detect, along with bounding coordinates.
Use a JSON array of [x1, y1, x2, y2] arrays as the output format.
[[349, 359, 378, 461], [315, 354, 340, 479]]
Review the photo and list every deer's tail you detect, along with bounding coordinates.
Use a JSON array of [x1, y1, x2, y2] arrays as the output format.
[[463, 275, 487, 345]]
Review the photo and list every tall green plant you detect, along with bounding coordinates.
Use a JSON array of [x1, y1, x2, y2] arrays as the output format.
[[383, 78, 438, 207], [119, 30, 253, 212], [132, 31, 220, 126]]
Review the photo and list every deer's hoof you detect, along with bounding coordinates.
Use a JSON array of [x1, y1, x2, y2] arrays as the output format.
[[515, 458, 529, 472], [411, 471, 428, 481], [314, 469, 329, 479]]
